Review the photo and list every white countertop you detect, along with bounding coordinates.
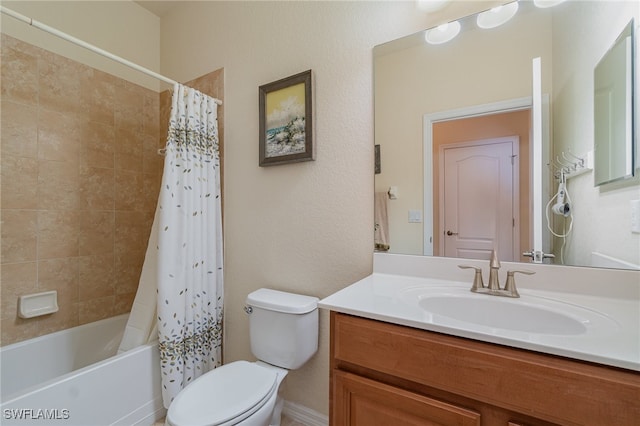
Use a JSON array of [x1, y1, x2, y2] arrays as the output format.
[[320, 271, 640, 371]]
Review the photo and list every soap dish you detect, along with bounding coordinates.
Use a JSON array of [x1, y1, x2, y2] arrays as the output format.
[[18, 291, 59, 318]]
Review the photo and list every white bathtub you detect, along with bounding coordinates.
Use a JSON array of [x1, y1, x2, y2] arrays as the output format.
[[0, 314, 165, 425]]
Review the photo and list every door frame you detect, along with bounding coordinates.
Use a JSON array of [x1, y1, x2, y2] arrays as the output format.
[[438, 136, 520, 260], [423, 97, 531, 256]]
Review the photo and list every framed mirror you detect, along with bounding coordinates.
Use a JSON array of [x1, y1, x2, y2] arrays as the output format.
[[374, 0, 639, 270], [594, 19, 635, 186]]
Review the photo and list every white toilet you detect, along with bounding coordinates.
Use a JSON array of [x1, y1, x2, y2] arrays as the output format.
[[165, 288, 319, 426]]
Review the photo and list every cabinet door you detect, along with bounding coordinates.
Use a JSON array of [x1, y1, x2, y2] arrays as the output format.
[[333, 370, 481, 426]]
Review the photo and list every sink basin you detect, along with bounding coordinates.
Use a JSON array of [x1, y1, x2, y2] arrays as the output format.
[[396, 286, 619, 337], [419, 295, 587, 335]]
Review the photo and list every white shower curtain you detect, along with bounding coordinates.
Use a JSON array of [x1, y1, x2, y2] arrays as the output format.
[[156, 83, 223, 408]]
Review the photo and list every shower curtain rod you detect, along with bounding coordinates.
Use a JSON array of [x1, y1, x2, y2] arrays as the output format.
[[0, 6, 222, 105]]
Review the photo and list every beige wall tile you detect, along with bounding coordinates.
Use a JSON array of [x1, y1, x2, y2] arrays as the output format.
[[0, 261, 39, 346], [38, 258, 80, 303], [115, 85, 143, 131], [37, 160, 80, 210], [115, 128, 143, 171], [0, 44, 38, 105], [114, 211, 146, 296], [115, 169, 143, 211], [79, 210, 115, 255], [80, 121, 115, 169], [37, 109, 81, 162], [79, 254, 115, 301], [1, 155, 38, 209], [38, 54, 89, 114], [0, 36, 164, 345], [1, 262, 38, 320], [143, 172, 162, 213], [143, 92, 160, 137], [1, 210, 38, 264], [78, 296, 115, 325], [79, 166, 115, 210], [81, 69, 116, 125], [37, 210, 80, 259], [159, 90, 172, 146], [37, 302, 79, 336], [1, 317, 40, 346], [114, 258, 143, 296], [115, 211, 148, 249], [142, 133, 163, 175], [1, 100, 38, 158]]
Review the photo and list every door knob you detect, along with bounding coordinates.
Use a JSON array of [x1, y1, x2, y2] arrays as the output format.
[[446, 230, 458, 236]]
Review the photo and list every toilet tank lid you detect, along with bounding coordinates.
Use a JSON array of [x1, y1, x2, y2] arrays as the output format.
[[246, 289, 318, 314]]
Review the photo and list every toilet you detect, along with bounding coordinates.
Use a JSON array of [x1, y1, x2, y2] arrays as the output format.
[[165, 288, 319, 426]]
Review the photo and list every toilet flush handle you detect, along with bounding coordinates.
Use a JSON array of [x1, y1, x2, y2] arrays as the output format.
[[244, 306, 253, 314]]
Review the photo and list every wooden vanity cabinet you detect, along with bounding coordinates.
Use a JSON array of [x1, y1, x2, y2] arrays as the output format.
[[330, 312, 640, 426]]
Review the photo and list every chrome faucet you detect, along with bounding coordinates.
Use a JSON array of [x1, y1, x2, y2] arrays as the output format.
[[459, 250, 535, 298]]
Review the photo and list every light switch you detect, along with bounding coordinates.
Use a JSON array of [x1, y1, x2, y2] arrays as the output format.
[[631, 200, 640, 234], [408, 210, 422, 223]]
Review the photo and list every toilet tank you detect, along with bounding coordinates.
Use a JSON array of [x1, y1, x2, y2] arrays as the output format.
[[246, 289, 319, 369]]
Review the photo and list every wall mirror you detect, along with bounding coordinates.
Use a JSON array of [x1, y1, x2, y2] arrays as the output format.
[[374, 0, 639, 270], [594, 19, 635, 186]]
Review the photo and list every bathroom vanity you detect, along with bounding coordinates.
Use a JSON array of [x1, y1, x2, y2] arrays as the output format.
[[330, 312, 639, 425], [320, 254, 640, 426]]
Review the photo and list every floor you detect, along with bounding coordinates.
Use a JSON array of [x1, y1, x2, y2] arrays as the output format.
[[281, 415, 308, 426], [154, 415, 308, 426]]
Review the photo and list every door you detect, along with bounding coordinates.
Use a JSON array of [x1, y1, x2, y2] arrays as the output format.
[[440, 137, 518, 261]]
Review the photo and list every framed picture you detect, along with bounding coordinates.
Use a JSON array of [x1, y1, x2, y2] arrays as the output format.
[[259, 70, 313, 166]]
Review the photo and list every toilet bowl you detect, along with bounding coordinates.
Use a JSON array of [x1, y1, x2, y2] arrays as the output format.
[[165, 361, 287, 426], [166, 289, 319, 426]]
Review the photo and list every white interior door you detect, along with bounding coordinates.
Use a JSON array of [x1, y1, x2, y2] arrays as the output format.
[[441, 137, 518, 261]]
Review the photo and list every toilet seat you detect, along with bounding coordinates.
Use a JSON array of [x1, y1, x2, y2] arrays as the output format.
[[166, 360, 278, 426]]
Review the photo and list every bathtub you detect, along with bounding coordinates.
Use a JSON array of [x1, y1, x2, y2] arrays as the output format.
[[0, 314, 165, 425]]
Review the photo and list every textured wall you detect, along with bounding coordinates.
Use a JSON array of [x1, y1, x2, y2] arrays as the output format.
[[0, 35, 162, 345], [158, 0, 499, 416]]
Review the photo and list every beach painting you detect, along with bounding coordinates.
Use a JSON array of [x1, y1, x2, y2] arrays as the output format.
[[259, 70, 313, 166]]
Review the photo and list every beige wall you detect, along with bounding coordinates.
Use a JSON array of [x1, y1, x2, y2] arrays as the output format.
[[159, 0, 500, 416], [1, 34, 162, 345]]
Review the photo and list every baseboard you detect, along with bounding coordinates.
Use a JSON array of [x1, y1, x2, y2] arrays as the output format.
[[282, 401, 328, 426]]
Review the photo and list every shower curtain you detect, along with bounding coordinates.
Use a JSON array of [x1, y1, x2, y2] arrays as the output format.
[[156, 83, 224, 408]]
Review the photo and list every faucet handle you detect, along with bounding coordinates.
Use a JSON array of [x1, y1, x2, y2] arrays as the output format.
[[458, 265, 484, 292], [504, 269, 535, 297]]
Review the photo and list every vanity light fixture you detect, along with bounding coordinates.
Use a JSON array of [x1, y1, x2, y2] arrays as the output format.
[[424, 20, 461, 45], [476, 1, 519, 29], [533, 0, 566, 8], [416, 0, 450, 13]]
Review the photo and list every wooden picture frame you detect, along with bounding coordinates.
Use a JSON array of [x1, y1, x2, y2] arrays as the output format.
[[259, 70, 313, 166]]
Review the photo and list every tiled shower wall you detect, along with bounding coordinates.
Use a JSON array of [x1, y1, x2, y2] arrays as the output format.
[[0, 35, 163, 345]]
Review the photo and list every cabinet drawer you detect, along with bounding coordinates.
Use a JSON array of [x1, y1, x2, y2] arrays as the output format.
[[334, 370, 480, 426], [332, 312, 640, 425]]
